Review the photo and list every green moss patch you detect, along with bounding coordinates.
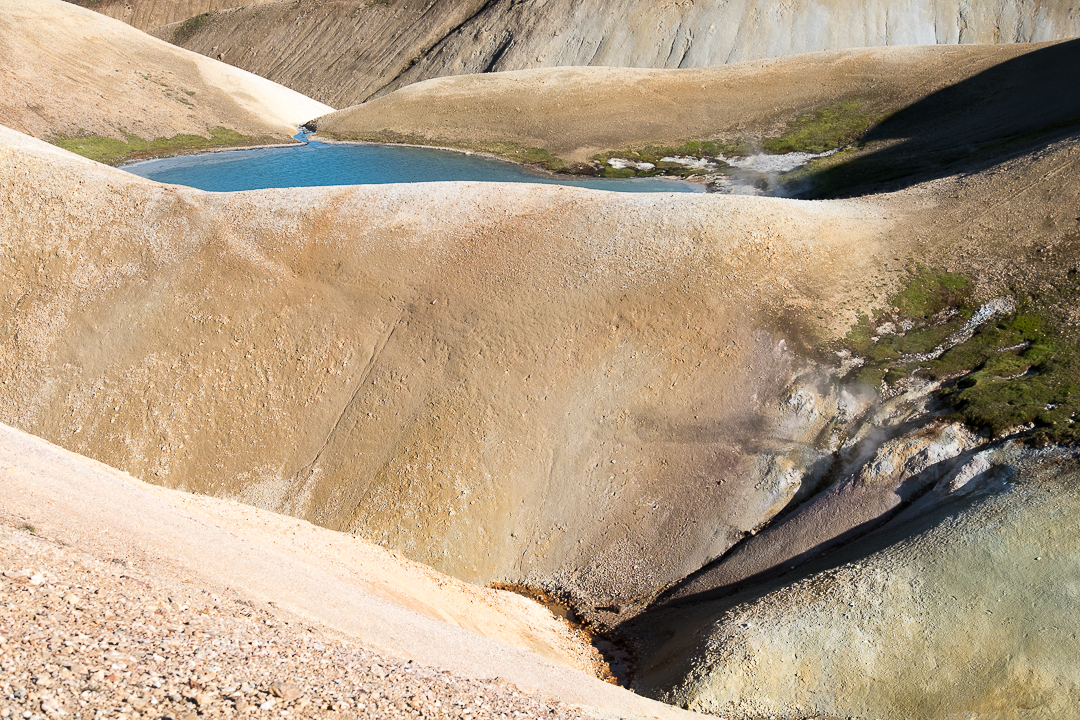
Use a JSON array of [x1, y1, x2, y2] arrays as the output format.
[[843, 267, 975, 385], [940, 309, 1079, 443], [763, 100, 879, 155], [51, 127, 281, 166], [840, 266, 1080, 443], [783, 113, 1080, 199], [173, 12, 213, 44], [480, 143, 567, 172]]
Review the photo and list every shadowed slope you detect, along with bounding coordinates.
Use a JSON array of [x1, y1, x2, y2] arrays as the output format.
[[797, 37, 1080, 195]]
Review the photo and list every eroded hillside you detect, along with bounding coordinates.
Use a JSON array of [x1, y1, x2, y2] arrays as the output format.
[[65, 0, 279, 31], [128, 0, 1080, 106]]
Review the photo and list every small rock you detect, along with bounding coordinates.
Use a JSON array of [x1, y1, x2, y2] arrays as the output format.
[[234, 699, 249, 712], [194, 693, 212, 707], [267, 682, 301, 701], [39, 696, 62, 717], [260, 699, 276, 710]]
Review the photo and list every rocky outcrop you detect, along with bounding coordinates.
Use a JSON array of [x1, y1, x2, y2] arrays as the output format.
[[140, 0, 1080, 105], [656, 387, 979, 606]]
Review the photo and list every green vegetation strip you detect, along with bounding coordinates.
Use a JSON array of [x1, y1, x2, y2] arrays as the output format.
[[841, 267, 1079, 443], [328, 100, 879, 180], [763, 100, 878, 155], [51, 127, 281, 166], [315, 128, 573, 173]]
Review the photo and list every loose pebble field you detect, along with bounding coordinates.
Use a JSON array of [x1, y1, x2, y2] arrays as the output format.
[[0, 524, 588, 720]]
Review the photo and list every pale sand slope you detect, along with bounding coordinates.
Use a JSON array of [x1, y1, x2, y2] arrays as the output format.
[[0, 122, 895, 618], [314, 40, 1077, 165], [0, 0, 331, 144], [139, 0, 1080, 106], [0, 421, 703, 720]]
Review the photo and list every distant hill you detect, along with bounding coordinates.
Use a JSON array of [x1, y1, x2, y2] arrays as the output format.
[[312, 40, 1079, 183], [70, 0, 1080, 108]]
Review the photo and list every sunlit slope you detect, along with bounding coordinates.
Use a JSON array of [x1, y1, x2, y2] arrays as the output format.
[[0, 0, 330, 157], [0, 421, 703, 720], [0, 123, 893, 613], [146, 0, 1080, 105], [314, 40, 1080, 179]]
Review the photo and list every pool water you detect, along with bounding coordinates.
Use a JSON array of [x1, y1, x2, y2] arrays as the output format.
[[122, 136, 703, 194]]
